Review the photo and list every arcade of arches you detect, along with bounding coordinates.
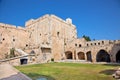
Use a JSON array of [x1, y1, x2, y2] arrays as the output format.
[[65, 51, 92, 62], [65, 49, 120, 63]]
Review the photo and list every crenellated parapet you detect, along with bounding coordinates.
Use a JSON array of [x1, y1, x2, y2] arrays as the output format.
[[0, 23, 26, 31], [85, 40, 112, 47]]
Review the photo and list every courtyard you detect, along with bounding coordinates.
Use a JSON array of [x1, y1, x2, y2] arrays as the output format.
[[15, 62, 120, 80]]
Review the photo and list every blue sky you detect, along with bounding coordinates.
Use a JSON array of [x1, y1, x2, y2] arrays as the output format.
[[0, 0, 120, 40]]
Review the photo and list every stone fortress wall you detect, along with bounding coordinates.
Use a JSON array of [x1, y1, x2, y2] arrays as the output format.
[[0, 14, 120, 65], [0, 23, 29, 59], [65, 38, 120, 62]]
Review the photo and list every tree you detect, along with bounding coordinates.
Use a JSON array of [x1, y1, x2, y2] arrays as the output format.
[[82, 35, 91, 41]]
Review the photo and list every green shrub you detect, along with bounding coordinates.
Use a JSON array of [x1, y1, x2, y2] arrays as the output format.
[[10, 48, 15, 58]]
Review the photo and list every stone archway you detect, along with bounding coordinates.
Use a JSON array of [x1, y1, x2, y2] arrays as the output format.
[[30, 50, 35, 54], [86, 51, 92, 62], [20, 58, 28, 65], [78, 52, 85, 60], [65, 51, 73, 59], [96, 49, 111, 62], [116, 50, 120, 63]]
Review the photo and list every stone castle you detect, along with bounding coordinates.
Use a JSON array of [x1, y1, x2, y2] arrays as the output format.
[[0, 14, 120, 65]]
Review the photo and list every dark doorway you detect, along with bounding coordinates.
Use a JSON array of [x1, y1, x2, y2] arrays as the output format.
[[65, 51, 73, 59], [96, 50, 110, 62], [20, 58, 28, 65], [78, 52, 85, 60], [116, 50, 120, 63], [86, 51, 92, 62]]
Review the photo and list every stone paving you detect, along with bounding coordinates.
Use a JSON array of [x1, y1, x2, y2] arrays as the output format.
[[0, 63, 32, 80]]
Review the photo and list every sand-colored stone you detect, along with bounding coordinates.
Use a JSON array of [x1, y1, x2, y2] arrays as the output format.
[[0, 14, 120, 64]]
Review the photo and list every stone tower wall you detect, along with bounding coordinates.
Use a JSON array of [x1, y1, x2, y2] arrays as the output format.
[[25, 14, 77, 61]]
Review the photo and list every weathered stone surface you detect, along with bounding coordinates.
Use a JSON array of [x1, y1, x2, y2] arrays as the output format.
[[113, 68, 120, 79], [0, 14, 120, 64]]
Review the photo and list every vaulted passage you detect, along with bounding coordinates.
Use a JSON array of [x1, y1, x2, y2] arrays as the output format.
[[86, 51, 92, 62], [78, 52, 85, 60], [96, 50, 110, 62], [116, 50, 120, 63], [65, 51, 73, 59], [20, 58, 28, 65]]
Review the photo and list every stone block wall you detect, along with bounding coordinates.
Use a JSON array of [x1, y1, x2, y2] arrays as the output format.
[[0, 14, 120, 63]]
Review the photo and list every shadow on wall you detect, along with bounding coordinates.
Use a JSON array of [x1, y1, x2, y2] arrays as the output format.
[[26, 73, 56, 80]]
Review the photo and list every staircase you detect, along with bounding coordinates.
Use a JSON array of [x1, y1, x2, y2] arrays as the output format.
[[15, 49, 28, 56]]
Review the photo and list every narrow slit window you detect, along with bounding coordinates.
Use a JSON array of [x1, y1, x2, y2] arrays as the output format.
[[79, 44, 82, 47], [57, 32, 60, 37]]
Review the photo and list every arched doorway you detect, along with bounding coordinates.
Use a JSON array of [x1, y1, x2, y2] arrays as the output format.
[[96, 49, 110, 62], [30, 50, 35, 54], [78, 52, 85, 60], [86, 51, 92, 62], [116, 50, 120, 63], [20, 57, 28, 65], [65, 51, 73, 59]]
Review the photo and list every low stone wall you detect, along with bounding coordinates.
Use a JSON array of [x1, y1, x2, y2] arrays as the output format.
[[0, 55, 36, 66]]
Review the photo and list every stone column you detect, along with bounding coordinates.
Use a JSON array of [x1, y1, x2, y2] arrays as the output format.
[[72, 50, 75, 60], [84, 52, 87, 61], [92, 51, 96, 62], [76, 51, 78, 60]]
